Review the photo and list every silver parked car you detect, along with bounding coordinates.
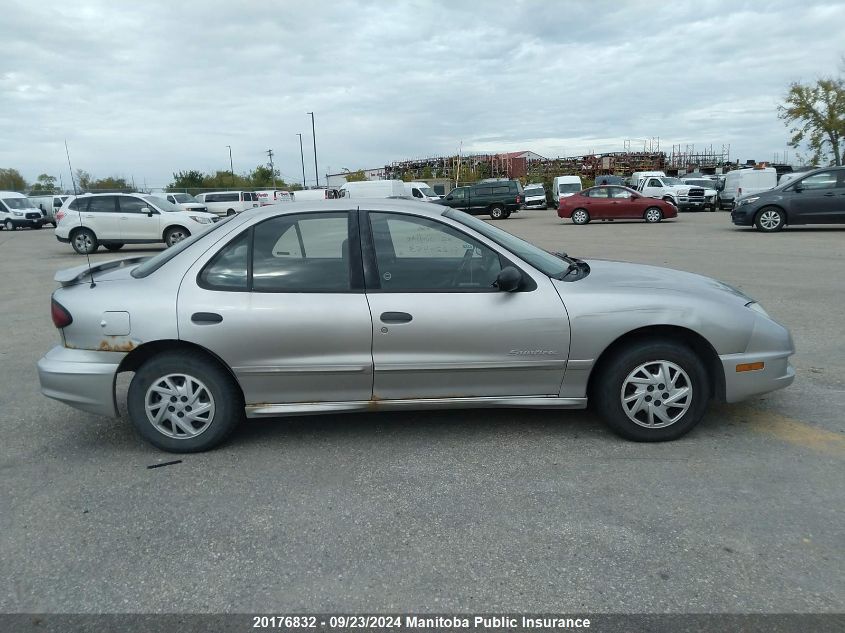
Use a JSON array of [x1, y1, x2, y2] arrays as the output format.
[[38, 200, 795, 452]]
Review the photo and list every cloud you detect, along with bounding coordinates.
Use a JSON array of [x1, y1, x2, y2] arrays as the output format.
[[1, 0, 843, 188]]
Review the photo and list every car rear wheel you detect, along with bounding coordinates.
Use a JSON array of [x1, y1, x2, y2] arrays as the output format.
[[593, 340, 710, 442], [127, 350, 244, 452], [4, 219, 15, 231], [71, 228, 98, 254], [226, 209, 236, 216], [164, 226, 190, 247], [489, 205, 506, 220], [755, 207, 785, 232], [571, 209, 590, 225], [105, 243, 125, 251], [644, 207, 663, 223]]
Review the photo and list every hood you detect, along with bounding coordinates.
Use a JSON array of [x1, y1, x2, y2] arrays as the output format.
[[574, 259, 753, 304]]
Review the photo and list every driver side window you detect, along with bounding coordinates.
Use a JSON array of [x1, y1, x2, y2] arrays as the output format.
[[369, 213, 502, 291]]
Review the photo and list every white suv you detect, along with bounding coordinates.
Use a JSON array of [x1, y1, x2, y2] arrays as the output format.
[[55, 193, 216, 254]]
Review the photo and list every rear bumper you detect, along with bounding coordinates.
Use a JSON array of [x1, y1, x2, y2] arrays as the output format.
[[37, 345, 126, 418]]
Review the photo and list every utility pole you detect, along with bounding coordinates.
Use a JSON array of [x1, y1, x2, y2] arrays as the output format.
[[266, 149, 276, 188], [226, 145, 234, 187], [307, 112, 319, 187], [297, 133, 306, 188]]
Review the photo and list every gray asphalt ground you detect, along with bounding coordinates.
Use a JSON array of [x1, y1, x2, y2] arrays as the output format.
[[1, 210, 843, 614]]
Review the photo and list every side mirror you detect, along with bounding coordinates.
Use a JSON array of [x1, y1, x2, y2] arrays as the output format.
[[140, 206, 154, 216], [793, 183, 803, 192], [630, 194, 638, 200], [494, 266, 522, 292]]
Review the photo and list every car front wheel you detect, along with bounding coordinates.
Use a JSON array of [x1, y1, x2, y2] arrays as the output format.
[[489, 205, 506, 220], [644, 207, 663, 223], [127, 350, 244, 452], [754, 207, 785, 232], [4, 219, 15, 231], [571, 209, 590, 225], [165, 226, 190, 247], [593, 341, 710, 442]]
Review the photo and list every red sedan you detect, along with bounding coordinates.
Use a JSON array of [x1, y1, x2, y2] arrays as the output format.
[[558, 185, 677, 225]]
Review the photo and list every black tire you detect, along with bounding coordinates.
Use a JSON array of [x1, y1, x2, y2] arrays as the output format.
[[71, 228, 98, 254], [644, 207, 663, 223], [489, 205, 506, 220], [4, 219, 16, 231], [226, 209, 236, 216], [164, 226, 191, 247], [105, 243, 125, 251], [754, 206, 785, 232], [127, 350, 244, 453], [571, 208, 590, 225], [592, 340, 710, 442], [502, 210, 512, 219]]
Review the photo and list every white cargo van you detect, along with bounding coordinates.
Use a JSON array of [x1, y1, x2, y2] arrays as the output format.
[[256, 189, 293, 206], [28, 194, 69, 226], [404, 181, 442, 201], [292, 188, 341, 202], [719, 167, 777, 209], [340, 180, 407, 199], [553, 176, 582, 200], [194, 191, 260, 216]]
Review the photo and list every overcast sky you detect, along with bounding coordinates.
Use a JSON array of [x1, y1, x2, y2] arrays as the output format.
[[1, 0, 843, 188]]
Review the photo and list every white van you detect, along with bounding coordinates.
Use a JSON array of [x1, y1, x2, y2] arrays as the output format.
[[404, 181, 442, 201], [28, 194, 69, 226], [256, 190, 293, 206], [552, 176, 583, 200], [340, 180, 407, 199], [291, 188, 341, 202], [195, 191, 260, 216], [719, 167, 777, 209], [1, 191, 47, 230]]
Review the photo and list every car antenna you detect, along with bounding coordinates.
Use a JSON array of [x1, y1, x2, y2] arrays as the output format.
[[64, 140, 95, 288]]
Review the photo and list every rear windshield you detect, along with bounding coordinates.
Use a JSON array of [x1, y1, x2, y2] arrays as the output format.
[[131, 215, 235, 278]]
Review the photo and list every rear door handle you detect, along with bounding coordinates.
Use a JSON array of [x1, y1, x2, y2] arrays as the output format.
[[380, 311, 413, 324], [823, 192, 835, 197], [191, 312, 223, 324]]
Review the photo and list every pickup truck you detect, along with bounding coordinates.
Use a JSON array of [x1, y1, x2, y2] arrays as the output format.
[[636, 176, 716, 212]]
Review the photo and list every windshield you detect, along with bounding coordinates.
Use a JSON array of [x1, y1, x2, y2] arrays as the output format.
[[143, 195, 182, 212], [524, 188, 545, 197], [419, 186, 439, 197], [444, 209, 570, 278], [170, 193, 198, 203], [132, 215, 235, 278], [559, 183, 581, 194], [2, 197, 37, 210], [663, 178, 683, 185]]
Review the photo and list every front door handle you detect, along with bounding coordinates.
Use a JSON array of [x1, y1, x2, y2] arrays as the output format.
[[191, 312, 223, 324], [823, 192, 835, 197], [380, 311, 412, 324]]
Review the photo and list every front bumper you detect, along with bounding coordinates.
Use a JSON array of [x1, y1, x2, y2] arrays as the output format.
[[731, 206, 757, 225], [677, 199, 707, 211], [720, 315, 795, 402], [37, 345, 126, 418]]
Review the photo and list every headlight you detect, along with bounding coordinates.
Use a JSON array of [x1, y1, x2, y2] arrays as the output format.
[[189, 215, 211, 224], [737, 196, 760, 207], [746, 301, 770, 318], [12, 210, 23, 216]]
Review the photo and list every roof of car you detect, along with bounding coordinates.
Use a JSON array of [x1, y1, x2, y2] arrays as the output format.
[[249, 198, 448, 220]]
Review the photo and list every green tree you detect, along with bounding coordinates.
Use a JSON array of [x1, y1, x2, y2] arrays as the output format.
[[30, 173, 58, 193], [344, 169, 367, 182], [0, 168, 28, 191], [778, 73, 845, 166], [89, 176, 130, 191], [421, 165, 433, 179], [170, 170, 205, 190], [249, 164, 287, 188], [74, 169, 91, 191], [401, 170, 415, 182]]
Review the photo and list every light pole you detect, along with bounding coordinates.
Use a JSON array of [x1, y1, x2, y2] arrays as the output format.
[[307, 112, 319, 187], [226, 145, 234, 187], [297, 133, 306, 188]]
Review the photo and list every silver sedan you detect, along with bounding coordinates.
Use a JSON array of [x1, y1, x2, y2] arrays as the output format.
[[38, 200, 795, 452]]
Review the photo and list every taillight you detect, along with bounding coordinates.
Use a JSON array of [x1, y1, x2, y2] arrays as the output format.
[[56, 209, 65, 223], [516, 195, 521, 203], [51, 298, 73, 328]]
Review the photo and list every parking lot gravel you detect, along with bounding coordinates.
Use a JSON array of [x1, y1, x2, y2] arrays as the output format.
[[0, 211, 842, 613]]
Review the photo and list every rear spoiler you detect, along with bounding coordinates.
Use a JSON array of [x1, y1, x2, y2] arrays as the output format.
[[54, 256, 150, 287]]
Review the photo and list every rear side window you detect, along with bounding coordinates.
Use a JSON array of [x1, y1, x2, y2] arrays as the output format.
[[474, 187, 493, 196], [222, 193, 239, 202], [492, 186, 510, 194], [67, 198, 86, 211], [87, 196, 117, 213], [199, 231, 250, 290]]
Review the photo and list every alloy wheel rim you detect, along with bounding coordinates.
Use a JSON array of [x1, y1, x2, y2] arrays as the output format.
[[760, 210, 781, 229], [74, 233, 92, 251], [620, 360, 692, 428], [144, 373, 215, 439], [646, 209, 661, 222], [574, 210, 587, 223], [169, 231, 187, 244]]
